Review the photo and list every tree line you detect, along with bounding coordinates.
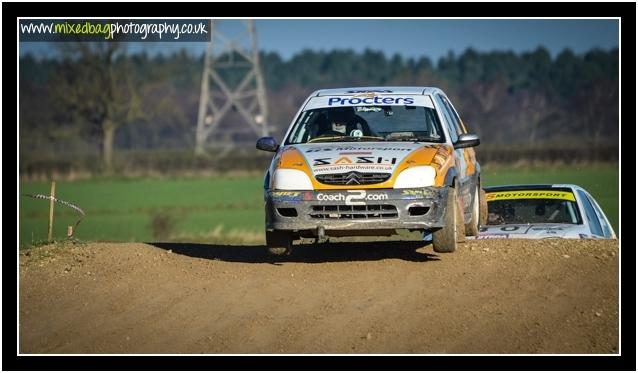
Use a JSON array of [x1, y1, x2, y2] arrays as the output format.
[[19, 45, 618, 173]]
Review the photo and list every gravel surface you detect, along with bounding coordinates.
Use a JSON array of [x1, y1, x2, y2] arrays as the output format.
[[19, 239, 619, 354]]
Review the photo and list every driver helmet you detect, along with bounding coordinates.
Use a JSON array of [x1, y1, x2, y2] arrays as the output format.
[[329, 107, 354, 134]]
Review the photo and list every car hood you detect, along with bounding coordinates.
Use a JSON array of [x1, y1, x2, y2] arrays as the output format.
[[291, 142, 438, 177], [475, 223, 590, 239]]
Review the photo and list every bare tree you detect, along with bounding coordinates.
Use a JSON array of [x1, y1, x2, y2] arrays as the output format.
[[50, 42, 143, 173], [518, 89, 551, 145]]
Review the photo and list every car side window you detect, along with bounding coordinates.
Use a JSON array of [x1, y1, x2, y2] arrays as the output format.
[[287, 111, 312, 143], [577, 190, 604, 237], [586, 193, 613, 238], [434, 94, 458, 143], [440, 95, 466, 135]]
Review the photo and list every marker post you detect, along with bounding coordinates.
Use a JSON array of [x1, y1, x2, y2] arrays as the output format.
[[47, 180, 56, 242]]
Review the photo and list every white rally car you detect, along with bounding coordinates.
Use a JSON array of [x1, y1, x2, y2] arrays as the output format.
[[256, 87, 485, 255], [477, 184, 616, 239]]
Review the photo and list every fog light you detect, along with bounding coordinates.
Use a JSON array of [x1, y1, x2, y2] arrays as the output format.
[[277, 208, 298, 217], [408, 206, 429, 216]]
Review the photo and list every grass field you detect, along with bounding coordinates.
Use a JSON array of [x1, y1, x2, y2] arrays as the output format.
[[18, 165, 619, 248]]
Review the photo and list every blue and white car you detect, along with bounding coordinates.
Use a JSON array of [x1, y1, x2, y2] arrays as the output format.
[[477, 184, 616, 239]]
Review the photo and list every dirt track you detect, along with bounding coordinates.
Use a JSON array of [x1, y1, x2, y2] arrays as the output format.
[[19, 239, 619, 354]]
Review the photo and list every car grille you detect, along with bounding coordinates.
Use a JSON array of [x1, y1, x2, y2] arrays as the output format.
[[309, 204, 398, 219], [315, 171, 391, 185]]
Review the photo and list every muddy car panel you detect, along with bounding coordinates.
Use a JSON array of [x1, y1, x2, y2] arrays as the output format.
[[259, 86, 481, 239]]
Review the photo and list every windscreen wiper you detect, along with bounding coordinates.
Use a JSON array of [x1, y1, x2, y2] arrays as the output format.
[[341, 135, 384, 141], [385, 134, 421, 142], [307, 135, 384, 143], [386, 135, 440, 142]]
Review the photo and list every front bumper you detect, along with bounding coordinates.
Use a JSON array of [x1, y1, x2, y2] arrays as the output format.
[[265, 187, 449, 234]]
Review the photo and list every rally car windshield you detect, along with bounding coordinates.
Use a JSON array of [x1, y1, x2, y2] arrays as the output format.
[[285, 105, 445, 144], [486, 198, 582, 225]]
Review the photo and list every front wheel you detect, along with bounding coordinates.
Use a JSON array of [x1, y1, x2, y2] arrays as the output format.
[[266, 230, 292, 256], [479, 187, 488, 226], [432, 185, 466, 253], [465, 184, 482, 236]]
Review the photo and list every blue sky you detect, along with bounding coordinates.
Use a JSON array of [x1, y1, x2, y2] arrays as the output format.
[[20, 19, 619, 62]]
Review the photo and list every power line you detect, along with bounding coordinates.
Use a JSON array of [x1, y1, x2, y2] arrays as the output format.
[[195, 20, 269, 155]]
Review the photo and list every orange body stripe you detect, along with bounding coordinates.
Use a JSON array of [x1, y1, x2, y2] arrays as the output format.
[[464, 148, 476, 176], [434, 147, 455, 186], [276, 145, 456, 190]]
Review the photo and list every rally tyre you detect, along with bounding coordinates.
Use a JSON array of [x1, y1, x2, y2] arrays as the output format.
[[479, 187, 488, 226], [266, 231, 292, 256], [465, 185, 481, 236], [455, 191, 467, 244], [433, 185, 465, 253]]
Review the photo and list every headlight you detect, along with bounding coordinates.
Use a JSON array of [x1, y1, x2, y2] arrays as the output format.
[[273, 169, 313, 190], [394, 166, 436, 188]]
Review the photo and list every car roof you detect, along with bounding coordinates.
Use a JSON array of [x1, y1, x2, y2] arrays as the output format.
[[483, 184, 582, 193], [313, 86, 442, 96]]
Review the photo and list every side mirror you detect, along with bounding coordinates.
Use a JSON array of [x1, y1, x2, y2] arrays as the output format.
[[454, 133, 480, 149], [256, 137, 279, 152]]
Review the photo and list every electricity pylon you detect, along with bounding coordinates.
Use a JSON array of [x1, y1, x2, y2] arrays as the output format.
[[195, 20, 269, 155]]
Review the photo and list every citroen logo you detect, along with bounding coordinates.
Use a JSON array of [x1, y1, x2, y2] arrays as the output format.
[[345, 172, 361, 185]]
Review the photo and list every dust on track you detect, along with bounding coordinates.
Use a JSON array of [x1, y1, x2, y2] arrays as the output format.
[[19, 239, 619, 354]]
